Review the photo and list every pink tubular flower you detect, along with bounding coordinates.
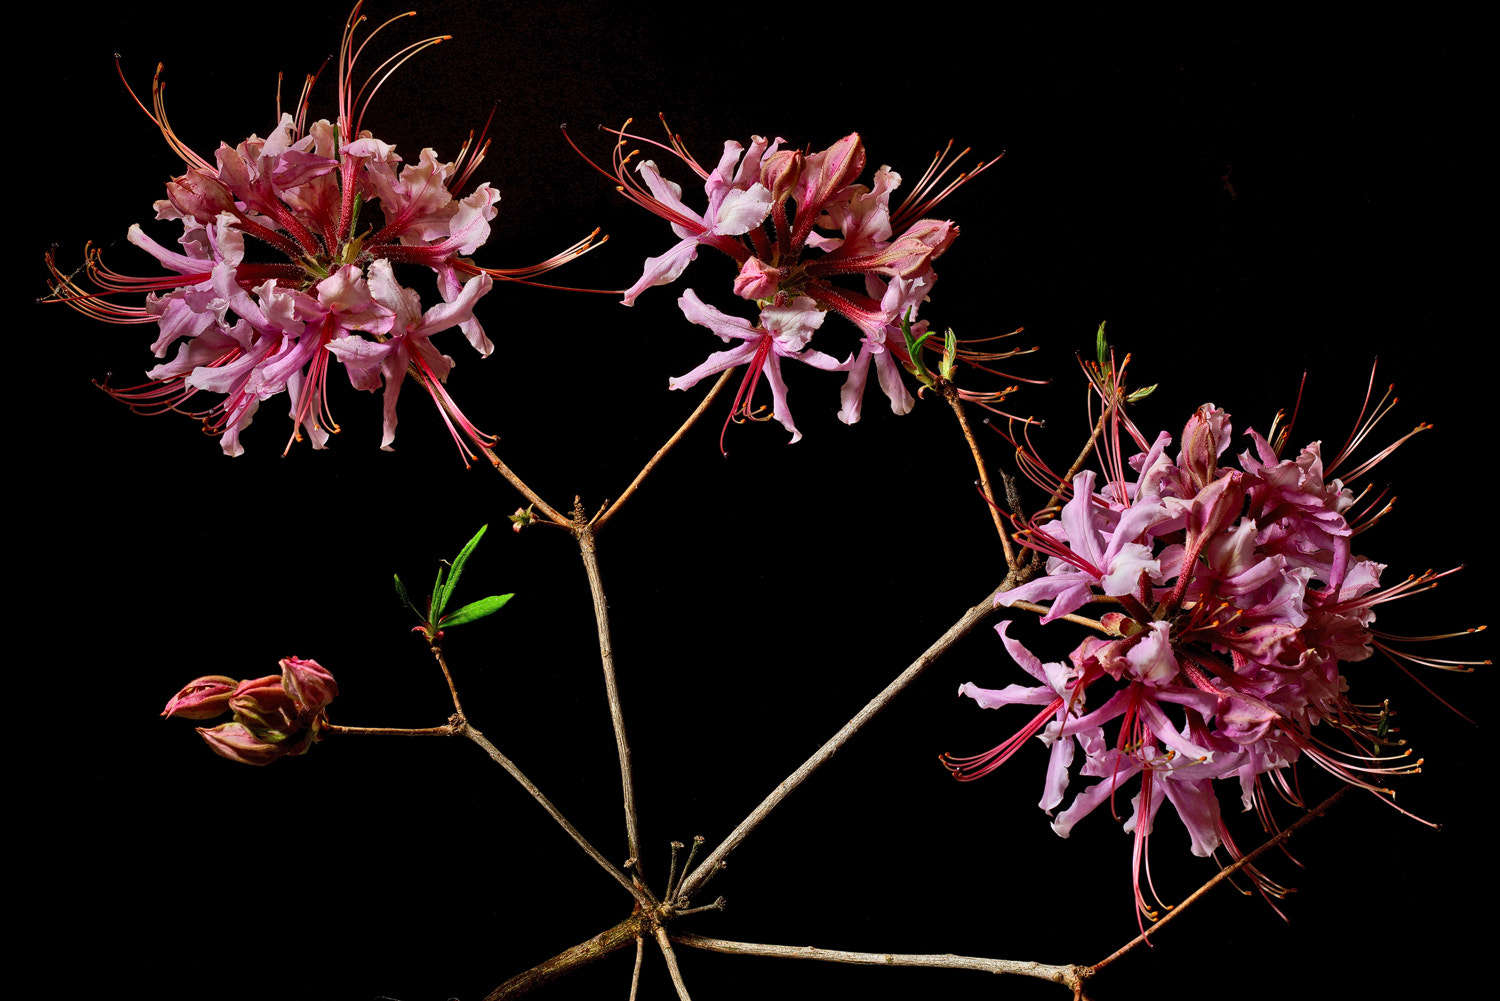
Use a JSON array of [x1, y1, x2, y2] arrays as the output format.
[[949, 374, 1479, 922], [571, 120, 1002, 442], [164, 656, 339, 765], [45, 3, 599, 460]]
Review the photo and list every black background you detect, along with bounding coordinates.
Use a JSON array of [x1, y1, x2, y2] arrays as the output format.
[[27, 4, 1488, 1000]]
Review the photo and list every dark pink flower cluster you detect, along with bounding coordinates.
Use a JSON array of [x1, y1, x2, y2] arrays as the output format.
[[947, 401, 1449, 919], [163, 657, 338, 765]]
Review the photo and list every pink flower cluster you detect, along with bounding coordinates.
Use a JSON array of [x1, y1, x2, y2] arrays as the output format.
[[577, 124, 997, 447], [946, 403, 1435, 919], [163, 657, 338, 765], [48, 5, 594, 459]]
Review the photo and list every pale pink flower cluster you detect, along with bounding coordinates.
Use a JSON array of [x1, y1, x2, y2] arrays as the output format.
[[49, 6, 594, 459], [947, 403, 1436, 919], [578, 125, 996, 447]]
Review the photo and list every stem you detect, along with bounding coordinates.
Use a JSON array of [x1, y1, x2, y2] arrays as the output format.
[[462, 725, 649, 907], [943, 388, 1018, 569], [628, 934, 644, 1001], [654, 925, 696, 1001], [592, 368, 736, 533], [483, 916, 641, 1000], [574, 503, 644, 877], [321, 723, 457, 736], [1089, 784, 1353, 974], [476, 440, 571, 527], [671, 933, 1086, 994], [432, 643, 465, 718], [677, 578, 1018, 900]]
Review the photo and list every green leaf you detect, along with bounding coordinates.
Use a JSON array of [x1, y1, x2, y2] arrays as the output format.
[[1095, 320, 1109, 368], [439, 594, 514, 629], [438, 524, 488, 617], [899, 308, 934, 386], [430, 564, 448, 620], [393, 573, 420, 617]]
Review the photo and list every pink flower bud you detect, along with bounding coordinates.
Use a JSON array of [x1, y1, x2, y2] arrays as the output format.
[[196, 722, 288, 766], [895, 218, 958, 263], [279, 656, 339, 713], [165, 168, 237, 224], [229, 675, 300, 735], [162, 675, 240, 720], [760, 150, 804, 207], [1180, 404, 1232, 491], [796, 133, 865, 218], [733, 257, 783, 301]]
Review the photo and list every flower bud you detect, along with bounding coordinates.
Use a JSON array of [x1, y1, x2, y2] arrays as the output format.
[[279, 656, 338, 713], [1181, 404, 1232, 491], [162, 675, 240, 720], [165, 168, 237, 224], [229, 675, 300, 737], [895, 218, 958, 263], [796, 133, 865, 218], [760, 150, 804, 207], [733, 257, 783, 301], [196, 722, 288, 766]]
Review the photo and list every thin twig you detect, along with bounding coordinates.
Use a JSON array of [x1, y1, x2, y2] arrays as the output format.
[[944, 388, 1018, 569], [483, 915, 641, 1000], [628, 934, 644, 1001], [321, 723, 458, 736], [574, 504, 644, 879], [654, 925, 696, 1001], [670, 933, 1085, 993], [1089, 784, 1353, 973], [476, 441, 571, 527], [592, 368, 737, 533], [431, 643, 465, 718], [462, 725, 649, 907], [677, 578, 1019, 900]]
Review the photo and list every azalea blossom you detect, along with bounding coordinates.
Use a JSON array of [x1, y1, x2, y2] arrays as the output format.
[[572, 121, 1012, 443], [46, 3, 598, 459], [947, 374, 1479, 921]]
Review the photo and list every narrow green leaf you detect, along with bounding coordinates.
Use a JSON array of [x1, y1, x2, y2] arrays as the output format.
[[1095, 320, 1109, 368], [438, 524, 488, 616], [940, 328, 957, 381], [430, 564, 448, 621], [393, 573, 420, 617], [439, 594, 515, 629], [899, 308, 933, 384]]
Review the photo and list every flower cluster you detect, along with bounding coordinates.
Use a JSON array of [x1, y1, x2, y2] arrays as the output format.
[[945, 395, 1457, 920], [163, 657, 339, 765], [47, 4, 596, 459], [575, 122, 1004, 448]]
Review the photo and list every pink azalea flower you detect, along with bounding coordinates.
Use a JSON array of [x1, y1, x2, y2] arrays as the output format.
[[573, 121, 999, 439], [672, 290, 845, 451], [956, 387, 1467, 919], [46, 3, 598, 458]]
